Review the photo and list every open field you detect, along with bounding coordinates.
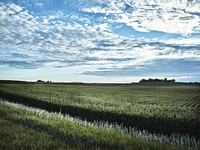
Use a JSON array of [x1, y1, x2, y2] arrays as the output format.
[[0, 81, 200, 149], [0, 100, 185, 150]]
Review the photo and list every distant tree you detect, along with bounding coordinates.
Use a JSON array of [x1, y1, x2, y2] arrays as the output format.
[[139, 78, 175, 83], [149, 78, 153, 81], [154, 78, 163, 82], [139, 79, 147, 83], [171, 79, 175, 82], [37, 80, 44, 83]]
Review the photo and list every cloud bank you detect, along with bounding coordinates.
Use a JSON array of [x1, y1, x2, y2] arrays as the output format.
[[0, 0, 200, 80]]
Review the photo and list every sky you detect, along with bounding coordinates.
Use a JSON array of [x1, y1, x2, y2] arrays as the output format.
[[0, 0, 200, 83]]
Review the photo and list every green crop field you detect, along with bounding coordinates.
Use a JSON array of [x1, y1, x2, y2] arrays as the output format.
[[0, 100, 186, 150], [0, 81, 200, 149]]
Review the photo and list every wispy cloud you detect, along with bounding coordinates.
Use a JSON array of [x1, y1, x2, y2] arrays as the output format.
[[82, 0, 200, 35], [82, 59, 200, 78]]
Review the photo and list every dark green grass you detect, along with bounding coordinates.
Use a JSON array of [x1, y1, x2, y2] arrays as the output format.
[[0, 102, 186, 150], [0, 83, 200, 138], [0, 111, 75, 150]]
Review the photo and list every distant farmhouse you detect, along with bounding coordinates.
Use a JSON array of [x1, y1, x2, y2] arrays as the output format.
[[139, 78, 175, 83]]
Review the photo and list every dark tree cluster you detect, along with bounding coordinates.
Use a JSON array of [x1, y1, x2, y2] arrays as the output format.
[[37, 80, 52, 83], [139, 78, 175, 83]]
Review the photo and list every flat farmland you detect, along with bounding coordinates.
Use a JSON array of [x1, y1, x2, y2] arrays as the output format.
[[0, 83, 199, 120], [0, 82, 200, 149]]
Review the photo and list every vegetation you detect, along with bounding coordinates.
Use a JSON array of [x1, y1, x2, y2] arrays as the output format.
[[0, 81, 199, 149], [0, 101, 184, 150], [139, 78, 175, 83]]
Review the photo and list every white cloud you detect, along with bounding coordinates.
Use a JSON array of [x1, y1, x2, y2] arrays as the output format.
[[161, 37, 200, 45], [8, 2, 23, 12], [173, 75, 192, 79], [34, 3, 43, 7], [82, 0, 200, 35], [0, 1, 200, 71]]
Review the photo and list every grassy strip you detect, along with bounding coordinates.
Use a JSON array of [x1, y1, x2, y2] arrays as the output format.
[[0, 102, 185, 150], [0, 114, 76, 150]]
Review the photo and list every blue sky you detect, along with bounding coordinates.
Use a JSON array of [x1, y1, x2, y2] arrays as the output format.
[[0, 0, 200, 83]]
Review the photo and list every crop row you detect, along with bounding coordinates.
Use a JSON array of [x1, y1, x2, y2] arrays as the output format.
[[1, 100, 186, 150], [1, 99, 199, 147], [0, 83, 199, 139]]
